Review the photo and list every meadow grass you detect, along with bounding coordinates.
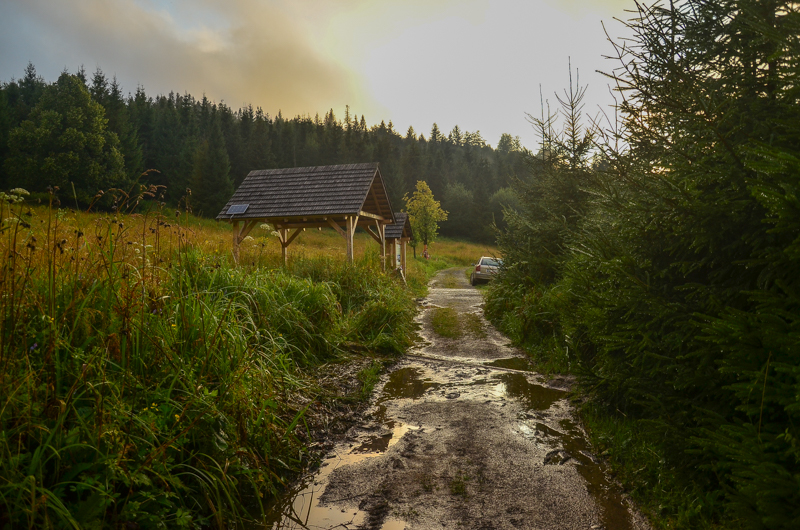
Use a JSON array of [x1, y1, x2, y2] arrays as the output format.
[[430, 308, 488, 340], [0, 188, 419, 529]]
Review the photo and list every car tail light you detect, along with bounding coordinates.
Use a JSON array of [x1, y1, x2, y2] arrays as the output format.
[[476, 265, 481, 272]]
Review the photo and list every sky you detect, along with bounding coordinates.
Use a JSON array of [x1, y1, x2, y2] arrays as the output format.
[[0, 0, 636, 150]]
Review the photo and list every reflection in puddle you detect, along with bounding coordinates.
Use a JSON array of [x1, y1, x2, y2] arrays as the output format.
[[500, 376, 635, 530], [485, 357, 534, 371], [495, 372, 566, 410], [555, 418, 634, 530], [258, 451, 372, 529], [352, 420, 419, 453], [260, 366, 430, 528], [263, 363, 637, 530], [379, 367, 439, 400]]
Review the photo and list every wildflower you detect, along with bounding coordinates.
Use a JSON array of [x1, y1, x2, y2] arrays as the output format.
[[174, 414, 180, 421], [30, 343, 38, 351], [10, 188, 30, 196]]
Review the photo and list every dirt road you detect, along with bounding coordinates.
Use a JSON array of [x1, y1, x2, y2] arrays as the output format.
[[265, 268, 651, 529]]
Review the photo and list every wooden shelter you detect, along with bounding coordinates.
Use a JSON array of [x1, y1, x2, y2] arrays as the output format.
[[384, 212, 412, 277], [216, 163, 395, 267]]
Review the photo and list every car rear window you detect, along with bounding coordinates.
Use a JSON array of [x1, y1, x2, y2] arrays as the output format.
[[481, 258, 500, 267]]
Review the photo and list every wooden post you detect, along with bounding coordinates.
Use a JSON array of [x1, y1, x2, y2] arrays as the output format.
[[377, 220, 386, 272], [401, 239, 407, 275], [278, 227, 303, 267], [232, 220, 240, 264], [346, 215, 359, 264], [280, 228, 288, 266]]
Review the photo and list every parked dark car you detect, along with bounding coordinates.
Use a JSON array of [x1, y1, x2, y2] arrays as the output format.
[[470, 256, 502, 285]]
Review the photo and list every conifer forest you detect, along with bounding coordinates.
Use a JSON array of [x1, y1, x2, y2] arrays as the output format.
[[0, 64, 525, 242]]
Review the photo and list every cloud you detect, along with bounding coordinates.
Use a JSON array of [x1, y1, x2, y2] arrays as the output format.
[[0, 0, 361, 115]]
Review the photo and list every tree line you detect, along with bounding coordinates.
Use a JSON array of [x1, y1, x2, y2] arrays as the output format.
[[0, 65, 526, 241], [487, 1, 800, 528]]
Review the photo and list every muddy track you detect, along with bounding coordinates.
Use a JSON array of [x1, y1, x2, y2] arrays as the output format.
[[264, 267, 651, 530]]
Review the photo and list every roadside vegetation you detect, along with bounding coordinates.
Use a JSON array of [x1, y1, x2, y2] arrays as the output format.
[[486, 2, 800, 529], [0, 187, 421, 529]]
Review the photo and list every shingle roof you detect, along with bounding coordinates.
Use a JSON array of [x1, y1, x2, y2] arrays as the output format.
[[216, 163, 393, 221], [385, 212, 411, 240]]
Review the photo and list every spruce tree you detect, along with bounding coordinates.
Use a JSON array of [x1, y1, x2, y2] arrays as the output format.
[[4, 72, 125, 202], [191, 114, 233, 217], [554, 1, 800, 525]]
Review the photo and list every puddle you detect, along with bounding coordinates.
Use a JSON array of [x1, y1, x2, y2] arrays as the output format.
[[262, 364, 637, 530], [485, 357, 534, 371], [258, 367, 431, 528], [501, 379, 635, 530], [555, 418, 635, 530], [379, 366, 439, 401], [495, 372, 566, 410], [352, 420, 419, 453], [257, 450, 372, 529]]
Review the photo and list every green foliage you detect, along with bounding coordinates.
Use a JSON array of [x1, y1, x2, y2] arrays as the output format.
[[487, 2, 800, 527], [487, 186, 518, 232], [404, 180, 448, 247], [430, 307, 462, 339], [0, 90, 11, 189], [356, 360, 384, 400], [486, 64, 596, 373], [0, 195, 416, 528], [582, 403, 721, 529], [190, 117, 233, 218], [288, 255, 417, 354], [441, 183, 474, 239], [4, 72, 126, 203]]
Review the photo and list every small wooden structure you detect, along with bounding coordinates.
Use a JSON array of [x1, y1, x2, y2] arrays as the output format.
[[384, 212, 412, 276], [216, 163, 395, 267]]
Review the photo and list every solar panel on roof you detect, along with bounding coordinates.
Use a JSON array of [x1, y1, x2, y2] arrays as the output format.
[[227, 204, 249, 215]]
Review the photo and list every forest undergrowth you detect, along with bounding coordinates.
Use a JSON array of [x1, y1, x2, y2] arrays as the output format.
[[0, 185, 417, 529]]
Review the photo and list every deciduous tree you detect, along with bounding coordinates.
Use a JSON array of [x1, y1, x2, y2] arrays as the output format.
[[403, 180, 447, 254]]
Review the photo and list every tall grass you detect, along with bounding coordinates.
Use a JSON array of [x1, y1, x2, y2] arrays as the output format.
[[0, 186, 415, 528]]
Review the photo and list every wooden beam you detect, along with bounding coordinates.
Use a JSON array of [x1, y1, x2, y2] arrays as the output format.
[[276, 227, 304, 266], [327, 218, 346, 238], [283, 228, 303, 247], [357, 210, 383, 221], [279, 228, 288, 266], [238, 219, 259, 241], [369, 186, 383, 218], [364, 226, 382, 245], [274, 222, 330, 229], [401, 239, 407, 279]]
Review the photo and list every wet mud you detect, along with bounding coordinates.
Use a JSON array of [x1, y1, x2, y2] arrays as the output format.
[[262, 267, 651, 529]]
